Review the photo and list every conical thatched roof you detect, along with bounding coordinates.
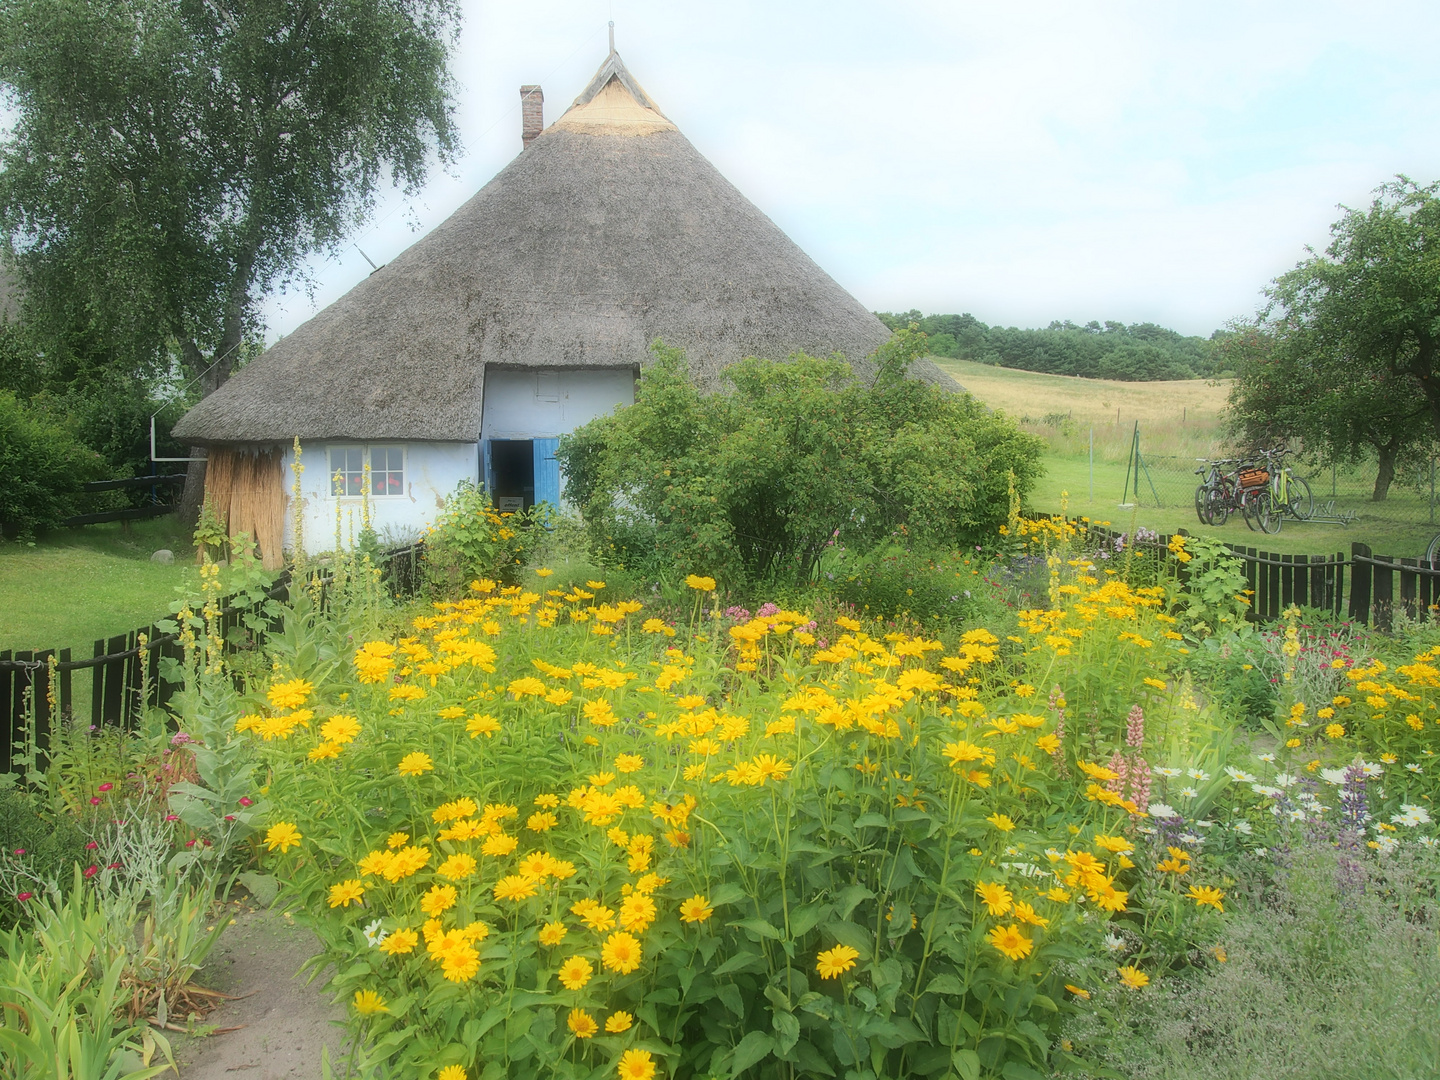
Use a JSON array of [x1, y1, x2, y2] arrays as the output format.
[[173, 51, 959, 445]]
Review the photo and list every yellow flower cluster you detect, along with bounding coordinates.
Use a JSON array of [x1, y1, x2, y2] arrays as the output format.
[[251, 556, 1242, 1078]]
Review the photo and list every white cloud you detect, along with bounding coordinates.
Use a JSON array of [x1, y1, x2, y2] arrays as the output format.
[[260, 0, 1440, 341]]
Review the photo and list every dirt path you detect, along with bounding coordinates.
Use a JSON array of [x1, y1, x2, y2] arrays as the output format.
[[172, 902, 349, 1079]]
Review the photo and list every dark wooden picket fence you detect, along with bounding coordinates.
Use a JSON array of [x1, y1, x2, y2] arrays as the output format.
[[61, 472, 186, 527], [1029, 514, 1438, 629], [0, 544, 425, 774]]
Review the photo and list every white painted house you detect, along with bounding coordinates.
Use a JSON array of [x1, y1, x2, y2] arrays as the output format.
[[171, 47, 959, 567]]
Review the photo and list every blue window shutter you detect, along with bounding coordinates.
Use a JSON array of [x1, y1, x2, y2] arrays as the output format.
[[533, 438, 560, 507]]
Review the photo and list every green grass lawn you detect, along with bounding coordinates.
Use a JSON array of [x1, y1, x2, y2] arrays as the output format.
[[1032, 452, 1440, 557], [0, 517, 199, 654]]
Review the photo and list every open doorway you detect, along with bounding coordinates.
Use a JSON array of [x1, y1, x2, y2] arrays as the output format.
[[488, 439, 533, 510]]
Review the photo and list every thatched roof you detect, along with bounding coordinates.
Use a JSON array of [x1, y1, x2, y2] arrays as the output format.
[[173, 51, 961, 445]]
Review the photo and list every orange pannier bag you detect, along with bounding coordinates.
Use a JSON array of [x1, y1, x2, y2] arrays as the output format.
[[1238, 468, 1270, 490]]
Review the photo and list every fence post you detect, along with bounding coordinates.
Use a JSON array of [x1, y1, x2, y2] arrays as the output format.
[[58, 648, 72, 723], [91, 638, 105, 728], [1350, 543, 1372, 626], [1400, 558, 1420, 621], [0, 650, 11, 775]]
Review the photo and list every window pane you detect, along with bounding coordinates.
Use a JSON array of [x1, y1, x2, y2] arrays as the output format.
[[329, 448, 347, 496], [369, 446, 403, 496], [329, 447, 367, 496]]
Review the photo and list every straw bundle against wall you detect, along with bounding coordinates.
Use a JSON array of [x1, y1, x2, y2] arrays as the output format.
[[203, 447, 286, 570]]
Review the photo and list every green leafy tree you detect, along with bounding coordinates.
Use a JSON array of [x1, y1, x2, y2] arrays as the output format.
[[558, 332, 1045, 587], [0, 389, 113, 538], [1226, 178, 1440, 500], [0, 0, 461, 514]]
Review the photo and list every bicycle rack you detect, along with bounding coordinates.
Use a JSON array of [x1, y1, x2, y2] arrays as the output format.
[[1305, 499, 1358, 526]]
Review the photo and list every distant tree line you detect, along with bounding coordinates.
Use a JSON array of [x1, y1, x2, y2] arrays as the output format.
[[874, 311, 1220, 381]]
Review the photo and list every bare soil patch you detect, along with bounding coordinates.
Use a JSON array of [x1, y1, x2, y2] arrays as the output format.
[[172, 901, 348, 1079]]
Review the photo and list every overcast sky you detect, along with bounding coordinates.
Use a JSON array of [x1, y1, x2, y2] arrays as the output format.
[[259, 0, 1440, 342]]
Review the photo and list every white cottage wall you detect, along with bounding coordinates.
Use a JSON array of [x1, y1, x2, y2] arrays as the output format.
[[281, 440, 478, 555], [480, 367, 635, 439]]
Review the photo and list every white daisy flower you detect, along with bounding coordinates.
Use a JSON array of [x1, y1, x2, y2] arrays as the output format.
[[1273, 773, 1299, 788], [1178, 832, 1203, 844], [1417, 836, 1439, 849], [1252, 785, 1283, 798], [1232, 820, 1253, 835], [1190, 768, 1214, 782], [362, 918, 388, 947], [1288, 809, 1307, 822], [1391, 805, 1432, 827], [1178, 786, 1199, 799], [1257, 752, 1276, 763], [1406, 763, 1423, 774], [1155, 767, 1182, 778], [1148, 803, 1179, 819], [1361, 761, 1383, 778], [1223, 767, 1255, 783], [1373, 835, 1400, 854], [1320, 768, 1349, 785], [1104, 933, 1126, 952]]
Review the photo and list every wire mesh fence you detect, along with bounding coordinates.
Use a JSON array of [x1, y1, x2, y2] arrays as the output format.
[[1119, 430, 1440, 527]]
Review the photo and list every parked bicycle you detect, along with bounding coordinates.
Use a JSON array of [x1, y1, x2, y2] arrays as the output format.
[[1193, 458, 1241, 526], [1193, 449, 1314, 533], [1241, 449, 1313, 534]]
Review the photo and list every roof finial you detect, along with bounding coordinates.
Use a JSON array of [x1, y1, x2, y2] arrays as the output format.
[[608, 20, 615, 55]]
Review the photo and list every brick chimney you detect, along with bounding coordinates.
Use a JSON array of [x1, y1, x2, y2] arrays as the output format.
[[520, 85, 543, 149]]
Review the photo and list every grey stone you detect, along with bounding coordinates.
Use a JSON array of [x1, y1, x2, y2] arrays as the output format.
[[150, 549, 175, 564]]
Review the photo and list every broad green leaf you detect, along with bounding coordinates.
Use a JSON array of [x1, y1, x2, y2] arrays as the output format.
[[729, 1030, 776, 1076]]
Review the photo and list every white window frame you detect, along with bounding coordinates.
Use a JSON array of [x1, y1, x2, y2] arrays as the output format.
[[328, 444, 406, 499]]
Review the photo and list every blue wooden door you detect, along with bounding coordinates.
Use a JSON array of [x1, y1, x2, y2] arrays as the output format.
[[483, 440, 493, 496], [533, 438, 560, 507]]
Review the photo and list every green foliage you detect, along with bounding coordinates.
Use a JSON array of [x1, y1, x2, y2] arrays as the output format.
[[1225, 178, 1440, 501], [1184, 631, 1277, 729], [0, 787, 88, 921], [0, 902, 175, 1079], [823, 540, 998, 627], [423, 481, 553, 594], [875, 311, 1215, 380], [0, 389, 114, 538], [558, 335, 1045, 588], [1069, 840, 1440, 1080], [0, 0, 461, 418], [1172, 536, 1250, 640]]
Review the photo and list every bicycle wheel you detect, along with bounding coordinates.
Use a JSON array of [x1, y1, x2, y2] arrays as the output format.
[[1286, 474, 1313, 520], [1206, 485, 1231, 526], [1255, 490, 1282, 534], [1426, 530, 1440, 564], [1241, 489, 1259, 531], [1194, 483, 1212, 525]]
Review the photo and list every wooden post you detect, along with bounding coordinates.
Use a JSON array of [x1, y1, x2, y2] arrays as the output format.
[[0, 651, 12, 775], [91, 638, 106, 728], [58, 648, 72, 722], [101, 634, 127, 725], [1350, 542, 1373, 626]]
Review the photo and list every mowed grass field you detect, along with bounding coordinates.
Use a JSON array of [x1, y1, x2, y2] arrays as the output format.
[[932, 358, 1440, 558], [0, 518, 198, 655]]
